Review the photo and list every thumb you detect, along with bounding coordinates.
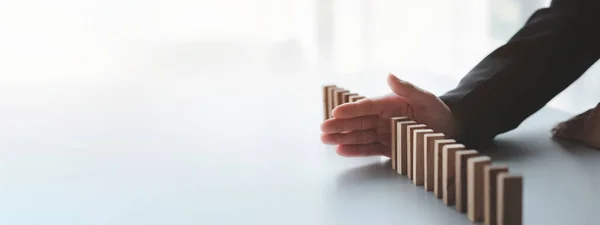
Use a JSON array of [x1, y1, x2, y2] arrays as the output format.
[[386, 73, 434, 102]]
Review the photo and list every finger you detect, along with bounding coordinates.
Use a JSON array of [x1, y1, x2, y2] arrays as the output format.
[[387, 73, 436, 103], [336, 143, 388, 157], [332, 96, 385, 119], [321, 129, 379, 145], [320, 115, 379, 134], [378, 132, 391, 146]]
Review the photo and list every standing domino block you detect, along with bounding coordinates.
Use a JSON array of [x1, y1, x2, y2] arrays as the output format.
[[390, 117, 411, 171], [434, 139, 457, 198], [485, 165, 509, 225], [413, 129, 434, 186], [334, 89, 349, 109], [323, 85, 336, 120], [343, 92, 357, 104], [406, 124, 427, 180], [331, 88, 346, 110], [442, 143, 466, 205], [497, 173, 522, 225], [328, 87, 341, 118], [424, 133, 445, 191], [349, 95, 364, 102], [455, 150, 479, 213], [397, 120, 417, 175], [467, 156, 492, 222]]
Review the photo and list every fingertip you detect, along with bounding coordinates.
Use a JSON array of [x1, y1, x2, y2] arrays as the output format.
[[331, 104, 347, 118], [387, 74, 408, 92], [333, 99, 368, 119], [336, 145, 357, 157], [386, 73, 399, 84], [320, 133, 329, 144], [320, 119, 337, 134], [319, 119, 329, 132], [321, 133, 338, 145]]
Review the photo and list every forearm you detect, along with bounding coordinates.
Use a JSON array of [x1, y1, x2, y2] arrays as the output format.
[[439, 1, 600, 148]]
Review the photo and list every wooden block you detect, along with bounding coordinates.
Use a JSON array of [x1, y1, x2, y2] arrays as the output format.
[[343, 93, 357, 104], [406, 124, 426, 180], [485, 165, 509, 225], [467, 156, 492, 222], [396, 120, 417, 175], [334, 89, 349, 109], [390, 117, 410, 171], [433, 139, 456, 198], [327, 87, 341, 119], [424, 133, 444, 191], [497, 173, 522, 225], [413, 129, 434, 186], [442, 143, 466, 205], [349, 95, 363, 102], [323, 85, 336, 120], [455, 150, 479, 213]]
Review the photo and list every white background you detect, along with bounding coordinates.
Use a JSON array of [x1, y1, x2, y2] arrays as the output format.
[[1, 0, 598, 113]]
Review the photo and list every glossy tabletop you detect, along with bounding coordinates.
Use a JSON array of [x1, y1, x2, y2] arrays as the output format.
[[1, 72, 599, 225]]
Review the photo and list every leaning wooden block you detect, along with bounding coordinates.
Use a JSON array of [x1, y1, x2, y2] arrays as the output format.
[[390, 117, 411, 171], [497, 173, 523, 225], [342, 92, 357, 104], [396, 120, 417, 175], [455, 150, 479, 213], [424, 133, 444, 191], [442, 143, 466, 205], [323, 85, 336, 120], [433, 139, 456, 198], [467, 156, 492, 222], [406, 124, 426, 180], [484, 165, 509, 225], [413, 128, 434, 186]]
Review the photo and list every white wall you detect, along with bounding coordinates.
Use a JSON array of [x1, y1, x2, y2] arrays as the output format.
[[1, 0, 597, 113]]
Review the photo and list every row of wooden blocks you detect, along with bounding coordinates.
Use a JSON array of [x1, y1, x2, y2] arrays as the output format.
[[322, 85, 523, 225], [322, 85, 365, 120], [390, 116, 523, 225]]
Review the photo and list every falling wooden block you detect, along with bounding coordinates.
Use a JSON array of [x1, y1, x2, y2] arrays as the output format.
[[424, 133, 444, 191], [442, 143, 466, 205], [342, 92, 357, 104], [455, 150, 479, 213], [433, 139, 456, 199], [413, 128, 434, 186], [406, 124, 426, 180], [467, 156, 492, 222], [497, 173, 522, 225], [323, 85, 336, 120], [484, 165, 509, 225], [396, 120, 417, 175], [390, 117, 411, 171], [349, 95, 364, 102]]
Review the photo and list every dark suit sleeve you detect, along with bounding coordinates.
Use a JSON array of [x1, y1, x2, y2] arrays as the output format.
[[438, 0, 600, 148]]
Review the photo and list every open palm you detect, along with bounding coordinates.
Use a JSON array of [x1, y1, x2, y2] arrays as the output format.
[[320, 74, 459, 157]]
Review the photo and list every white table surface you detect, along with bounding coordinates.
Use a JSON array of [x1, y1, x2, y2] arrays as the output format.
[[1, 72, 599, 225]]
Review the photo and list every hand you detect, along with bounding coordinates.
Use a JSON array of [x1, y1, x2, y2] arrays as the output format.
[[320, 73, 459, 157], [552, 103, 600, 149]]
